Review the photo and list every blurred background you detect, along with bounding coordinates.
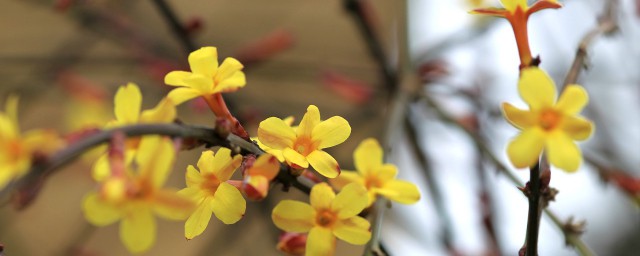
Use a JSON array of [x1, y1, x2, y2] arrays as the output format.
[[0, 0, 639, 255]]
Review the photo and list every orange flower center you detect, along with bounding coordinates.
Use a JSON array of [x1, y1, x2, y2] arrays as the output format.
[[201, 174, 222, 195], [4, 139, 25, 163], [316, 209, 337, 228], [539, 109, 561, 130], [365, 175, 383, 190], [293, 137, 315, 156]]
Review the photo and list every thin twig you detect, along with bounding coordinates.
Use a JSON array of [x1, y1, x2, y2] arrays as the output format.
[[524, 162, 542, 256], [421, 94, 595, 256], [562, 0, 618, 87], [151, 0, 198, 53]]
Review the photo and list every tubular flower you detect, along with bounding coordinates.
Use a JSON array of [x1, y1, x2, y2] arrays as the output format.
[[272, 183, 371, 256], [0, 96, 61, 189], [257, 105, 350, 178], [164, 46, 246, 105], [470, 0, 561, 68], [178, 148, 246, 240], [82, 136, 195, 253], [242, 154, 281, 201], [503, 67, 594, 172], [330, 138, 421, 206], [106, 83, 176, 128]]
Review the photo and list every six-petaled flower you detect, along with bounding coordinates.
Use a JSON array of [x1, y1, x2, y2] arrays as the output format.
[[503, 67, 594, 172]]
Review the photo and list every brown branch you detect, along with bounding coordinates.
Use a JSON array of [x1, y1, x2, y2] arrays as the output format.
[[562, 0, 618, 87]]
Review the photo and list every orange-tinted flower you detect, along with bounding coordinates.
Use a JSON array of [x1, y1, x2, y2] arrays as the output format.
[[470, 0, 562, 68], [242, 154, 281, 201]]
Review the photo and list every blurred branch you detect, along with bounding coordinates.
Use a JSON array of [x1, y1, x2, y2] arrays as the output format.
[[420, 93, 595, 256], [151, 0, 197, 53], [562, 0, 618, 87]]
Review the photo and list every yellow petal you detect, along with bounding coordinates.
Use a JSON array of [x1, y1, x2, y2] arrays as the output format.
[[376, 164, 398, 181], [211, 149, 243, 181], [0, 115, 17, 139], [297, 105, 321, 138], [556, 85, 588, 115], [216, 70, 246, 93], [331, 183, 367, 219], [310, 183, 335, 210], [329, 171, 363, 191], [506, 128, 545, 168], [184, 74, 214, 94], [22, 129, 62, 153], [258, 117, 296, 149], [167, 87, 201, 105], [378, 180, 421, 204], [311, 116, 351, 149], [211, 182, 246, 224], [502, 102, 537, 129], [283, 147, 309, 169], [185, 165, 203, 187], [248, 154, 280, 180], [272, 200, 315, 232], [3, 95, 19, 135], [353, 138, 383, 175], [518, 68, 557, 110], [153, 189, 195, 221], [189, 47, 218, 77], [140, 98, 176, 124], [178, 187, 203, 200], [184, 197, 213, 239], [120, 208, 156, 253], [333, 216, 371, 245], [561, 116, 594, 141], [546, 131, 582, 172], [215, 57, 244, 84], [501, 0, 528, 12], [91, 153, 110, 182], [82, 192, 121, 226], [197, 150, 216, 175], [114, 83, 141, 124], [306, 227, 336, 256], [136, 136, 175, 187], [243, 175, 270, 200], [307, 150, 340, 178], [164, 71, 192, 87]]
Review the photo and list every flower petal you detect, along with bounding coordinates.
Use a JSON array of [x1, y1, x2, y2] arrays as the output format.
[[184, 74, 214, 94], [197, 150, 216, 175], [377, 180, 421, 204], [469, 7, 509, 17], [211, 182, 246, 224], [248, 154, 280, 180], [518, 68, 557, 110], [333, 216, 371, 245], [500, 0, 528, 12], [329, 171, 363, 191], [312, 116, 351, 149], [216, 70, 246, 93], [556, 85, 588, 115], [506, 128, 545, 169], [184, 197, 213, 239], [258, 117, 296, 149], [502, 102, 537, 129], [211, 148, 243, 181], [140, 98, 176, 124], [283, 147, 309, 169], [546, 131, 582, 172], [164, 71, 192, 87], [120, 208, 156, 253], [153, 189, 195, 221], [114, 83, 141, 124], [353, 138, 383, 175], [272, 200, 315, 233], [307, 150, 340, 178], [561, 116, 594, 141], [331, 183, 368, 219], [297, 105, 321, 138], [136, 136, 175, 187], [306, 227, 336, 256], [82, 192, 121, 226], [215, 57, 244, 82], [189, 47, 218, 77], [185, 165, 203, 187], [167, 87, 202, 105], [310, 183, 336, 210]]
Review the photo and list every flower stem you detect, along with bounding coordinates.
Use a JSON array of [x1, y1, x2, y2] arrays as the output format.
[[203, 93, 250, 140], [524, 162, 542, 256]]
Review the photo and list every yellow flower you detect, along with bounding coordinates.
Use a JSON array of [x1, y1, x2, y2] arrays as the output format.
[[257, 105, 350, 178], [503, 67, 594, 172], [106, 83, 176, 128], [0, 96, 61, 189], [178, 148, 246, 239], [242, 153, 281, 201], [164, 46, 246, 105], [470, 0, 561, 68], [82, 136, 194, 253], [272, 183, 371, 256], [330, 138, 420, 206]]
